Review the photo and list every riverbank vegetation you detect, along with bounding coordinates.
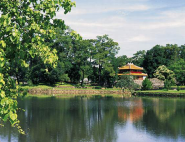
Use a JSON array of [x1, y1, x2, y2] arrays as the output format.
[[136, 90, 185, 97], [1, 0, 185, 134]]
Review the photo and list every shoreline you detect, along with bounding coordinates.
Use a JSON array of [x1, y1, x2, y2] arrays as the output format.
[[136, 91, 185, 97], [25, 93, 131, 98]]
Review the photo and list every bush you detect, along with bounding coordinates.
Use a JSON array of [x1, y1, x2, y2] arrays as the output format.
[[177, 86, 180, 91], [116, 75, 139, 93], [81, 84, 87, 88], [75, 84, 81, 88], [142, 78, 152, 90], [27, 80, 33, 86], [95, 86, 102, 89], [164, 80, 171, 91]]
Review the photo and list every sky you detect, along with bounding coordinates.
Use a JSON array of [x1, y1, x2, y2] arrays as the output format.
[[56, 0, 185, 57]]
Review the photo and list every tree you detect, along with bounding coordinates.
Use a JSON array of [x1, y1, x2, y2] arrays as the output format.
[[169, 59, 185, 85], [154, 65, 175, 87], [154, 65, 175, 81], [143, 44, 180, 77], [131, 50, 146, 67], [142, 78, 152, 90], [70, 39, 91, 85], [116, 55, 130, 67], [0, 0, 75, 133], [164, 80, 171, 91], [92, 35, 120, 86], [116, 75, 139, 93], [143, 45, 167, 77]]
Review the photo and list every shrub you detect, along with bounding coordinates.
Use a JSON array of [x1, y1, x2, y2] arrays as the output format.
[[142, 78, 152, 90], [177, 86, 180, 91], [116, 75, 139, 93], [95, 86, 102, 89], [75, 84, 81, 88], [164, 80, 171, 91]]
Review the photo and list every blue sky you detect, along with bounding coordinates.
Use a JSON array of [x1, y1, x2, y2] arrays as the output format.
[[56, 0, 185, 57]]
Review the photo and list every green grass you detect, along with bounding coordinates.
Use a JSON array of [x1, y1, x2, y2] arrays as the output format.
[[25, 93, 129, 98], [137, 90, 185, 93], [136, 89, 185, 97], [19, 83, 122, 91], [171, 86, 185, 89]]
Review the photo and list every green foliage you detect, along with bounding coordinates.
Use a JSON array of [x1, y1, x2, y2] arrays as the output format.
[[164, 80, 171, 91], [143, 44, 180, 77], [0, 0, 75, 133], [154, 65, 175, 84], [142, 78, 153, 90], [116, 75, 140, 93], [177, 86, 180, 91], [169, 59, 185, 85], [131, 50, 146, 67], [115, 55, 130, 67], [92, 35, 120, 86], [95, 86, 102, 89]]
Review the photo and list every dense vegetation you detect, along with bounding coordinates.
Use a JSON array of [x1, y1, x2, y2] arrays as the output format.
[[1, 0, 185, 134], [0, 0, 75, 134], [14, 28, 121, 87], [14, 42, 185, 87]]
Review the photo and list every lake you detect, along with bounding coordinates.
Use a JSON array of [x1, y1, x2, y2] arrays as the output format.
[[0, 96, 185, 142]]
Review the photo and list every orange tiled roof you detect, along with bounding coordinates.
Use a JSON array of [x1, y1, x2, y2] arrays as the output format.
[[118, 73, 147, 76], [119, 63, 143, 70]]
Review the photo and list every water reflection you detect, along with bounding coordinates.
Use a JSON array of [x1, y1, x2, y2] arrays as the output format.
[[0, 97, 185, 142], [118, 99, 144, 122]]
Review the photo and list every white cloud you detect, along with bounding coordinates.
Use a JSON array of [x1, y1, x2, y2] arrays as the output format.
[[140, 21, 185, 30], [57, 4, 150, 16], [139, 10, 185, 30], [56, 1, 185, 57], [66, 21, 124, 28], [128, 35, 151, 42]]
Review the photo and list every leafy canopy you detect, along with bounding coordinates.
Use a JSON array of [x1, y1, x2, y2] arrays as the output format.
[[154, 65, 175, 81], [116, 75, 139, 93], [169, 59, 185, 85], [0, 0, 75, 134], [142, 78, 152, 90]]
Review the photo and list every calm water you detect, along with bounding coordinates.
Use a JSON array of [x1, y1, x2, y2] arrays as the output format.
[[0, 96, 185, 142]]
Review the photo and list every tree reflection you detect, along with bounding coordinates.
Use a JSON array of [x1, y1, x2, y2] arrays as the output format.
[[118, 98, 144, 122], [134, 98, 185, 139], [1, 97, 185, 142], [1, 97, 120, 142]]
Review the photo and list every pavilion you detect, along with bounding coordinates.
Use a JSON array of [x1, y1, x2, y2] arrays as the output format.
[[118, 63, 147, 80]]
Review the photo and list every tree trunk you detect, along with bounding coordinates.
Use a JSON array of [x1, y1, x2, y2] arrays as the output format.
[[15, 71, 20, 85], [98, 64, 102, 85], [81, 70, 85, 86]]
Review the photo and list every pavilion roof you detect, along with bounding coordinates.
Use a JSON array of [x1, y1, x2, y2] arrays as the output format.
[[119, 63, 144, 70], [118, 73, 148, 76]]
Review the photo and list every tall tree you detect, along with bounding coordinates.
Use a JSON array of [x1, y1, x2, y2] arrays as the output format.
[[70, 40, 91, 85], [116, 55, 130, 67], [0, 0, 75, 133], [154, 65, 175, 83], [92, 35, 120, 86], [169, 59, 185, 85], [179, 45, 185, 60], [131, 50, 146, 67], [143, 44, 182, 77], [143, 45, 167, 77]]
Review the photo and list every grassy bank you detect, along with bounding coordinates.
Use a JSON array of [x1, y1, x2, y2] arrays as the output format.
[[25, 93, 130, 98], [18, 83, 128, 98], [136, 90, 185, 97], [19, 84, 122, 91]]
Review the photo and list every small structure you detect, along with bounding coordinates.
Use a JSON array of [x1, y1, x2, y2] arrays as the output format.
[[118, 63, 147, 80]]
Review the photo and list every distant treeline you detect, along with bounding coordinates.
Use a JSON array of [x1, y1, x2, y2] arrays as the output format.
[[131, 44, 185, 85], [11, 26, 185, 86]]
